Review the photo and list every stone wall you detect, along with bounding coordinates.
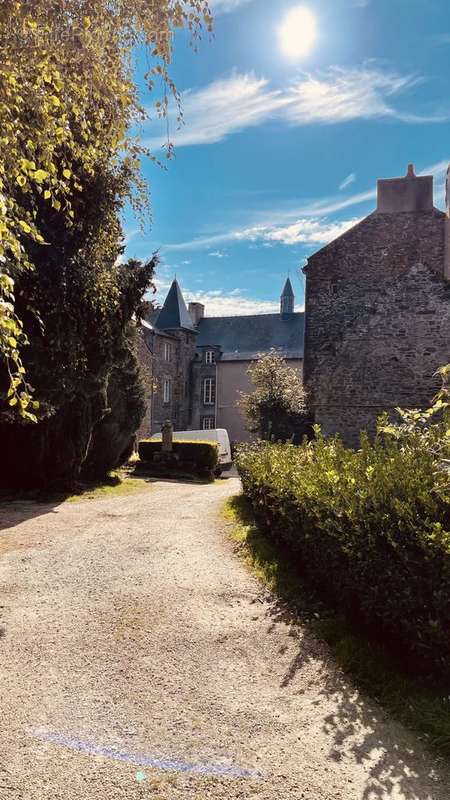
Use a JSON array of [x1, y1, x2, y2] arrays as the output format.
[[304, 209, 450, 446], [150, 329, 197, 433], [135, 328, 153, 442]]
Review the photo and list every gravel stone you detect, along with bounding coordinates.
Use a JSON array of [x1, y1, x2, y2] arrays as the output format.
[[0, 478, 449, 799]]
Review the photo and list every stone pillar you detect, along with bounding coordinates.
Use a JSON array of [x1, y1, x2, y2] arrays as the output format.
[[161, 419, 173, 453]]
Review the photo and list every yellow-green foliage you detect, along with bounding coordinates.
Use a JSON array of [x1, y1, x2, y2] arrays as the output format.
[[236, 369, 450, 683], [0, 0, 212, 416]]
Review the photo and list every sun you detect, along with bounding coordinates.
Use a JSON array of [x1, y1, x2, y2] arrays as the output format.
[[279, 6, 317, 60]]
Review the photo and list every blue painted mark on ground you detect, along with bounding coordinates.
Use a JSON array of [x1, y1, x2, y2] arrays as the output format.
[[31, 729, 259, 779]]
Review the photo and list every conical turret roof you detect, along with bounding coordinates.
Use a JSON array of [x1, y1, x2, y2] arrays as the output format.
[[155, 280, 196, 332], [281, 277, 295, 298]]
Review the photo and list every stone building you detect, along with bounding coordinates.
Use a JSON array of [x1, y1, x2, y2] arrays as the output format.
[[303, 164, 450, 446], [191, 278, 304, 441], [139, 277, 304, 442]]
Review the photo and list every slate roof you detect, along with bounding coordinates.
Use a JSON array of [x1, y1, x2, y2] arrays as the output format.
[[196, 312, 305, 361], [281, 277, 294, 297], [154, 279, 197, 332]]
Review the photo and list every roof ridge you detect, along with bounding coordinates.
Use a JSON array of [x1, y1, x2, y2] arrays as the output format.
[[199, 311, 304, 321]]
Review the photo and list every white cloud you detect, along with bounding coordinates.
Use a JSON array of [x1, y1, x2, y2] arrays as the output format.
[[184, 289, 283, 317], [261, 218, 362, 246], [143, 66, 447, 150], [208, 0, 253, 12], [162, 158, 449, 254], [144, 73, 290, 150], [208, 249, 228, 258], [153, 280, 284, 317], [339, 173, 356, 190], [165, 216, 361, 251], [284, 67, 422, 125]]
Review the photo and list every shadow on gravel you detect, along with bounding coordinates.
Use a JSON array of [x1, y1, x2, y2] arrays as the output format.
[[228, 493, 450, 799], [0, 500, 63, 532], [0, 471, 153, 531]]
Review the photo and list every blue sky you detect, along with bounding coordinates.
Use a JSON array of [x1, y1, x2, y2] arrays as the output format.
[[123, 0, 450, 316]]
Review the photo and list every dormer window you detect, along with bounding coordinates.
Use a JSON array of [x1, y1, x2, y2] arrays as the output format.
[[205, 350, 215, 365]]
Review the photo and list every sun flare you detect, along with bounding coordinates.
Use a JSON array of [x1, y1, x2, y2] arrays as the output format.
[[279, 6, 317, 60]]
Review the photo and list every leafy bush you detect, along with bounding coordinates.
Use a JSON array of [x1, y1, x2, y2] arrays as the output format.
[[236, 368, 450, 683], [139, 439, 218, 474], [239, 349, 313, 443]]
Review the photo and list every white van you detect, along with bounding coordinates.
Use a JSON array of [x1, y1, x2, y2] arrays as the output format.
[[150, 428, 232, 476]]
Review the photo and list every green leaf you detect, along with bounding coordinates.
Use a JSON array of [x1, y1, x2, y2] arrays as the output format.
[[32, 169, 50, 183]]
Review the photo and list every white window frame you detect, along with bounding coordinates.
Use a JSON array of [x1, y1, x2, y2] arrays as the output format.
[[205, 350, 215, 365], [202, 416, 216, 430], [203, 377, 216, 406], [164, 342, 172, 362], [163, 379, 171, 404]]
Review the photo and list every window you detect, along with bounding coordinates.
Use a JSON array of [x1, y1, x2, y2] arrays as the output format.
[[164, 342, 172, 362], [205, 350, 215, 365], [202, 416, 215, 430], [203, 377, 216, 406], [163, 379, 171, 404]]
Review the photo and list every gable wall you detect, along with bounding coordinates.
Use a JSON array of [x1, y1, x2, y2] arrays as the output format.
[[304, 211, 450, 446]]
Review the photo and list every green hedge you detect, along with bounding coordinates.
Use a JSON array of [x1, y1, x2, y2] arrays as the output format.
[[236, 425, 450, 683], [139, 439, 218, 472]]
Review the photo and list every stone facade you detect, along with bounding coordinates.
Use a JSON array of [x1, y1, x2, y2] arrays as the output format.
[[190, 344, 221, 431], [135, 328, 154, 442], [138, 278, 305, 441], [304, 166, 450, 446], [140, 327, 196, 435]]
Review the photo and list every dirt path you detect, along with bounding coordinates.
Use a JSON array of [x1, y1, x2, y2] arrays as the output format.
[[0, 478, 448, 799]]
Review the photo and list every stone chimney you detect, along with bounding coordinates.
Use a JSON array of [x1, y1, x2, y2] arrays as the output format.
[[445, 164, 450, 281], [376, 164, 433, 214], [188, 302, 205, 326]]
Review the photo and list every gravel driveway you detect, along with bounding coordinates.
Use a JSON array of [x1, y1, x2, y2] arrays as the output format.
[[0, 477, 449, 799]]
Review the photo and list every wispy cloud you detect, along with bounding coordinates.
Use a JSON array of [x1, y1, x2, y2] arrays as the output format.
[[284, 67, 424, 125], [152, 266, 285, 316], [339, 173, 356, 191], [208, 0, 253, 12], [208, 250, 228, 258], [144, 67, 447, 150], [260, 218, 362, 246], [165, 217, 361, 251], [184, 289, 282, 316], [162, 158, 449, 253], [144, 74, 289, 149]]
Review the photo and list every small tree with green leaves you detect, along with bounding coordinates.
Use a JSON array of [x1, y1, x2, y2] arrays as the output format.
[[239, 349, 312, 442]]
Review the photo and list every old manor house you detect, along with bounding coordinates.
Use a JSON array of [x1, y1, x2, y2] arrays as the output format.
[[139, 164, 450, 445]]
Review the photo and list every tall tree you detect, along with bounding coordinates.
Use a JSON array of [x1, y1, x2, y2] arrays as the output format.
[[0, 0, 212, 416], [0, 0, 212, 488]]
